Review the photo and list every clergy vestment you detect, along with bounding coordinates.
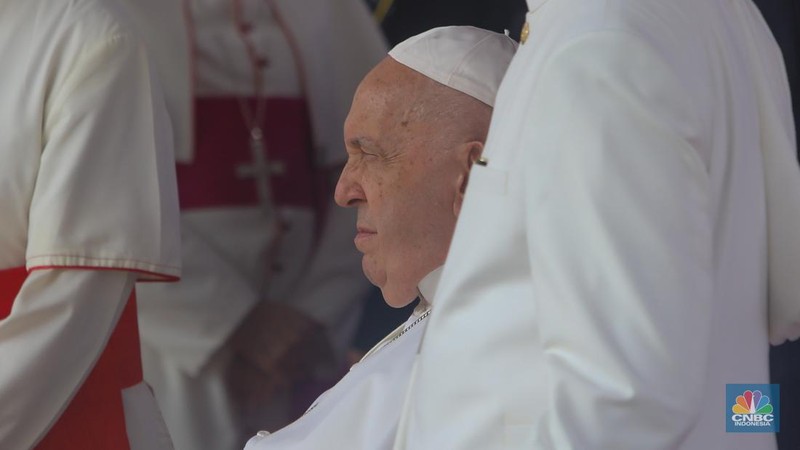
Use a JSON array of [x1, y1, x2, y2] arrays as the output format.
[[120, 1, 386, 448], [243, 268, 441, 450], [0, 0, 180, 448], [753, 3, 800, 449], [394, 0, 800, 449]]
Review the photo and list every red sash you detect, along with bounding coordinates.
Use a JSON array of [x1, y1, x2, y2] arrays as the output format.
[[177, 97, 318, 210], [0, 266, 141, 450]]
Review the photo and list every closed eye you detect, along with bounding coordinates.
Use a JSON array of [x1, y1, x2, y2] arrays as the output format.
[[348, 137, 382, 159]]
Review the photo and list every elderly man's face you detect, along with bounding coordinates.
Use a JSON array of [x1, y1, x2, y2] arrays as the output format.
[[334, 59, 484, 307]]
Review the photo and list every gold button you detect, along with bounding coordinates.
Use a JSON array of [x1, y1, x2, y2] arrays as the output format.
[[520, 22, 530, 44]]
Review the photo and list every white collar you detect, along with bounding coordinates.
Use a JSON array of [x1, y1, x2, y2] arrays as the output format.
[[357, 267, 442, 362], [416, 266, 444, 306]]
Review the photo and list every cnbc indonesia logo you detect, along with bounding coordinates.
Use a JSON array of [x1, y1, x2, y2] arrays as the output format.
[[732, 390, 773, 424], [726, 384, 780, 433]]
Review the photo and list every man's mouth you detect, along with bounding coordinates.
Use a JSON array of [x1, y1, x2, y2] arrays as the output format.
[[354, 226, 377, 247]]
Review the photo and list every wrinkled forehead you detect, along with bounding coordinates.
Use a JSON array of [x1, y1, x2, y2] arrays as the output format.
[[359, 59, 428, 113], [346, 60, 434, 138]]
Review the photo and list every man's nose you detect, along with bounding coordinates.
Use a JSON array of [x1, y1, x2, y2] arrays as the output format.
[[334, 167, 364, 207]]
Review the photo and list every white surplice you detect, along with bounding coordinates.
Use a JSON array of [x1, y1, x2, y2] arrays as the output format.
[[394, 0, 800, 449], [243, 268, 442, 450], [0, 0, 180, 447]]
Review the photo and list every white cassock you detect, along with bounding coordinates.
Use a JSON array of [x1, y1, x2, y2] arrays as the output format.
[[0, 0, 180, 449], [243, 267, 441, 450], [395, 0, 800, 449], [117, 1, 386, 449]]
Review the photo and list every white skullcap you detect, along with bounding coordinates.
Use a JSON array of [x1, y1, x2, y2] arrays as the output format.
[[388, 26, 518, 107]]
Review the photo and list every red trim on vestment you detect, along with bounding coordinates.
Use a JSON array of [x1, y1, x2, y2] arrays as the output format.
[[28, 265, 179, 282], [0, 266, 145, 449]]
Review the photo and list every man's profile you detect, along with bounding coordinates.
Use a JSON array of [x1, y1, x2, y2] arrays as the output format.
[[243, 25, 517, 450]]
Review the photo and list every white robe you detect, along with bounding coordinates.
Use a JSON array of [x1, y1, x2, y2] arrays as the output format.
[[121, 1, 386, 449], [244, 268, 441, 450], [0, 0, 180, 447], [395, 0, 799, 449]]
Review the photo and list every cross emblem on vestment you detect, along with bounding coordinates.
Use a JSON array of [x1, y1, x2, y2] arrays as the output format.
[[236, 127, 286, 215]]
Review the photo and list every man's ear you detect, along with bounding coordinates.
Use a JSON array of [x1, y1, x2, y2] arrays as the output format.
[[453, 141, 484, 217]]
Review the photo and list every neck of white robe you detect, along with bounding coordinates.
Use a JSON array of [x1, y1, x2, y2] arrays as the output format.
[[358, 267, 443, 362], [415, 265, 443, 311]]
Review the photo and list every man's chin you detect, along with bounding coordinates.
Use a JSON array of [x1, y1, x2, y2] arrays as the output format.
[[380, 285, 418, 309], [361, 259, 383, 288]]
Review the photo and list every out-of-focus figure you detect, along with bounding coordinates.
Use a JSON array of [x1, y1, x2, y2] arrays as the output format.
[[0, 0, 180, 448], [121, 1, 385, 449]]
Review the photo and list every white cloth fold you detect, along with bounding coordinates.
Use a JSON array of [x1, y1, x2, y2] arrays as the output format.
[[243, 268, 442, 450], [122, 381, 175, 450], [748, 3, 800, 343]]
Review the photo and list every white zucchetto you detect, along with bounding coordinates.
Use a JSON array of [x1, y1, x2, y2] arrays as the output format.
[[389, 26, 518, 107]]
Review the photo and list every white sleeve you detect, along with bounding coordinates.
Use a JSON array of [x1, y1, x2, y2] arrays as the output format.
[[27, 29, 180, 280], [0, 269, 136, 449], [524, 32, 714, 448]]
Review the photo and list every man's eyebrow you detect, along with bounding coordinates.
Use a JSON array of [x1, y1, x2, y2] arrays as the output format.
[[349, 137, 380, 152]]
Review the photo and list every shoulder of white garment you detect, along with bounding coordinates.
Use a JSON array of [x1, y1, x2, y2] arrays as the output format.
[[394, 2, 790, 449], [24, 0, 181, 281], [243, 308, 427, 450], [112, 0, 193, 162]]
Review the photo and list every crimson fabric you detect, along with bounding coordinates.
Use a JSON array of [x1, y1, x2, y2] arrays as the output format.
[[0, 266, 26, 318], [177, 97, 316, 210], [0, 266, 142, 450]]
